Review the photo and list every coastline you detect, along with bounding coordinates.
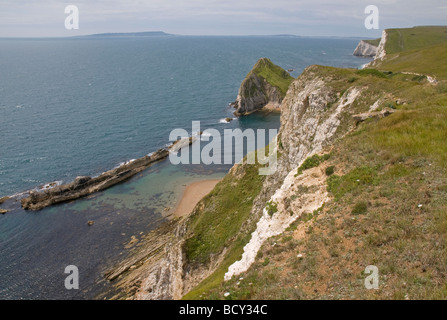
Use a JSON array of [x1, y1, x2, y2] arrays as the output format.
[[172, 179, 221, 218]]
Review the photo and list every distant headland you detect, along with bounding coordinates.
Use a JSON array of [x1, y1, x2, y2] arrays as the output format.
[[79, 31, 174, 38]]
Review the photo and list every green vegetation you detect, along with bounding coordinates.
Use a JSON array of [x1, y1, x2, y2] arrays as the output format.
[[374, 26, 447, 80], [251, 58, 294, 97], [327, 166, 379, 201], [356, 68, 388, 78], [266, 201, 278, 217], [184, 156, 265, 264], [183, 148, 269, 299], [364, 38, 381, 47], [351, 201, 368, 215], [384, 26, 447, 55], [296, 153, 331, 176], [325, 166, 335, 176], [377, 42, 447, 80]]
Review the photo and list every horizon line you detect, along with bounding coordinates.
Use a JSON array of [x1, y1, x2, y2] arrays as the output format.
[[0, 31, 379, 40]]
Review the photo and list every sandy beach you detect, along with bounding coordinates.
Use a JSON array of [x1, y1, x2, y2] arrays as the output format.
[[173, 179, 221, 218]]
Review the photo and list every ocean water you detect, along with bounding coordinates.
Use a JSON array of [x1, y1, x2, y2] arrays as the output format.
[[0, 35, 369, 299]]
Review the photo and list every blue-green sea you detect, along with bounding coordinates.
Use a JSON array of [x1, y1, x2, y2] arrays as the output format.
[[0, 35, 369, 299]]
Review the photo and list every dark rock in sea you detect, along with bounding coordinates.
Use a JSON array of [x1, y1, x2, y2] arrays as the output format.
[[225, 118, 233, 123], [88, 221, 95, 226], [229, 101, 238, 109], [0, 209, 8, 215]]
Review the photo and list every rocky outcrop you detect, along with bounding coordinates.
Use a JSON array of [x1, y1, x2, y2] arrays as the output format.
[[352, 107, 395, 123], [225, 65, 364, 279], [353, 40, 378, 57], [103, 220, 184, 300], [375, 30, 388, 61], [21, 137, 196, 211], [233, 58, 294, 116]]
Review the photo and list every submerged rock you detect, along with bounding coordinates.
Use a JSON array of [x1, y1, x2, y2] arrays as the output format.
[[0, 196, 9, 205]]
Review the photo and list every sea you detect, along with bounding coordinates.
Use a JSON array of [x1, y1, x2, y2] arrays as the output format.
[[0, 35, 371, 299]]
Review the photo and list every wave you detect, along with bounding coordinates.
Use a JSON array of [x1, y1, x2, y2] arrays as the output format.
[[219, 118, 237, 124], [7, 180, 64, 200], [115, 159, 136, 169]]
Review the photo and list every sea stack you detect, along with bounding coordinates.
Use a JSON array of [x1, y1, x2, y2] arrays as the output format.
[[232, 58, 294, 116]]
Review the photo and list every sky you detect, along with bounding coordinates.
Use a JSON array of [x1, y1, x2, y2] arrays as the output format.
[[0, 0, 446, 38]]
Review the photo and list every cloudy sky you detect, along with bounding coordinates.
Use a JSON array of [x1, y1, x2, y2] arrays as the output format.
[[0, 0, 446, 38]]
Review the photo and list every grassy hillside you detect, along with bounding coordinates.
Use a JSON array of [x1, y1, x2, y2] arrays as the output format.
[[364, 26, 447, 80], [376, 42, 447, 80], [364, 38, 381, 47], [182, 148, 270, 299], [384, 26, 447, 55], [250, 58, 294, 98]]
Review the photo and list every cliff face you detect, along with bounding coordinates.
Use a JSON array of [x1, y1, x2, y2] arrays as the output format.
[[233, 58, 294, 116], [225, 65, 364, 279], [374, 30, 387, 61], [366, 30, 387, 68], [353, 40, 378, 57]]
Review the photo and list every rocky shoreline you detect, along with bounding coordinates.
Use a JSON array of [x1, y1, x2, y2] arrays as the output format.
[[20, 136, 196, 211]]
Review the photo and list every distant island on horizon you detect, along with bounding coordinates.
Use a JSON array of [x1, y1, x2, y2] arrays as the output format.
[[78, 31, 374, 40], [0, 30, 379, 40], [79, 31, 173, 38]]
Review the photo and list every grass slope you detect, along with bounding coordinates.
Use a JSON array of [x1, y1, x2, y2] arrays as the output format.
[[377, 42, 447, 80], [250, 58, 294, 98], [182, 148, 269, 299], [384, 26, 447, 55], [364, 38, 381, 47]]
